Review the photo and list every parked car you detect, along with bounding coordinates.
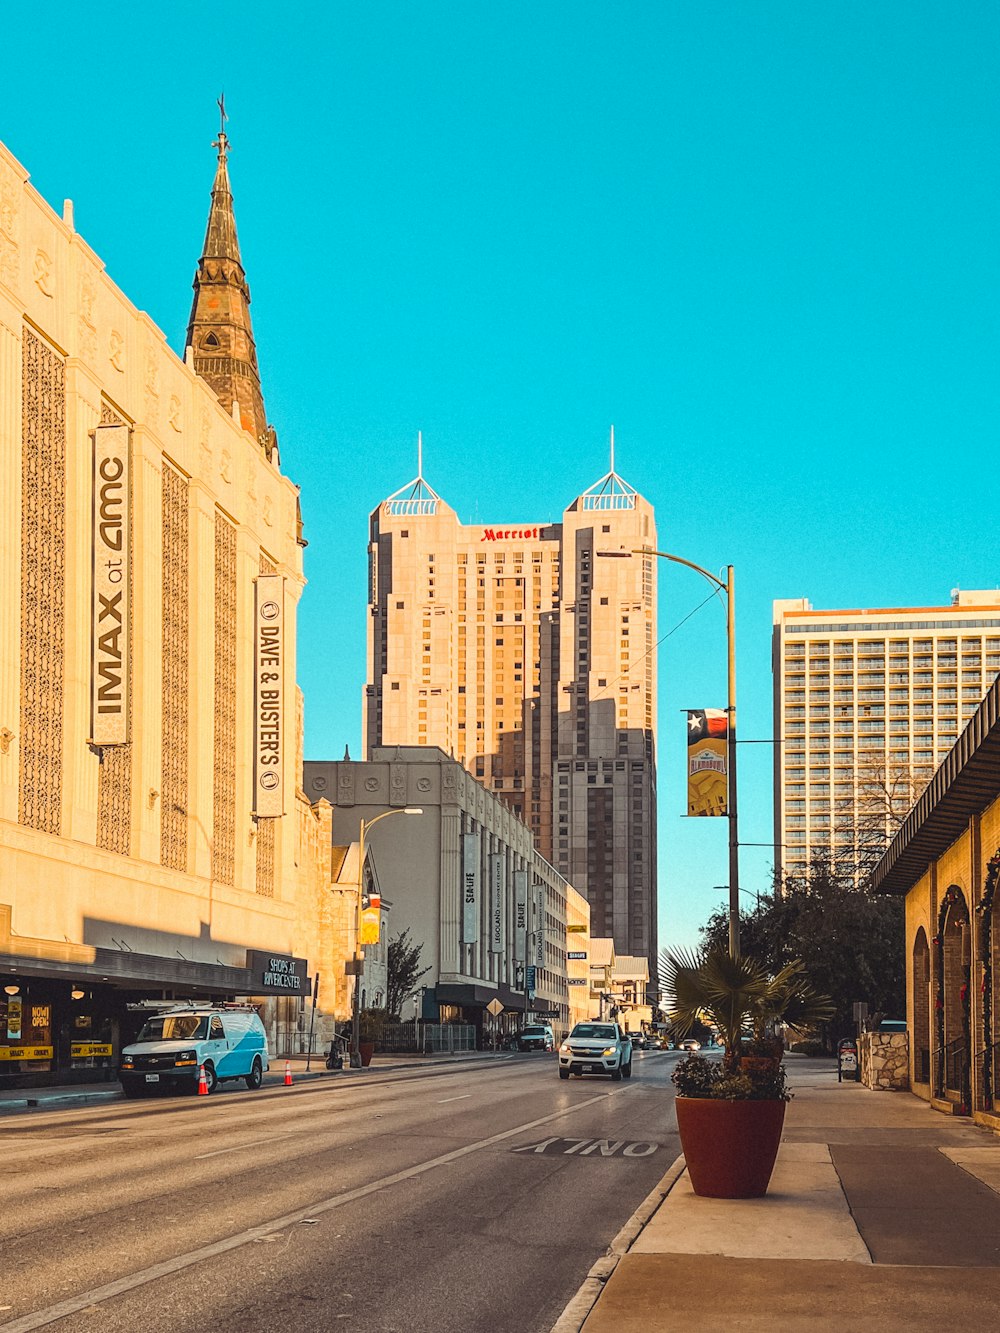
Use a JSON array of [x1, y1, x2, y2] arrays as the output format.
[[516, 1023, 555, 1052], [119, 1005, 269, 1097], [558, 1022, 633, 1081]]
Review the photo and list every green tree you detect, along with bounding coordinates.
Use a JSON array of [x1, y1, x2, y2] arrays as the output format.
[[699, 860, 905, 1047], [386, 929, 431, 1018]]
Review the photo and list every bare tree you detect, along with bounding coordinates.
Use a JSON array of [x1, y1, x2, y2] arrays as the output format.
[[832, 755, 931, 882]]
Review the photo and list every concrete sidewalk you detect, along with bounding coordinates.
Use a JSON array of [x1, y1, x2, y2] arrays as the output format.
[[0, 1048, 519, 1114], [560, 1058, 1000, 1332]]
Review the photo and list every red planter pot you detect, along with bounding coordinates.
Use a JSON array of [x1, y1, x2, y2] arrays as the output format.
[[675, 1096, 787, 1198], [359, 1042, 375, 1068]]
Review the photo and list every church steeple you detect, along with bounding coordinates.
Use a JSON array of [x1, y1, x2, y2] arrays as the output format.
[[186, 99, 277, 461]]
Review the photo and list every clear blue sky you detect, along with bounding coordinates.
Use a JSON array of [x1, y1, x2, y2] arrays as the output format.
[[4, 3, 999, 951]]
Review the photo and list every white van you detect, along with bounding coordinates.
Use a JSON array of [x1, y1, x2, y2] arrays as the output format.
[[119, 1005, 269, 1098]]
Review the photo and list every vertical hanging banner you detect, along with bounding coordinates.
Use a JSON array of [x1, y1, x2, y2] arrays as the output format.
[[686, 708, 728, 816], [254, 574, 285, 817], [91, 425, 131, 745], [359, 887, 381, 946], [462, 830, 480, 944], [535, 882, 545, 966], [489, 853, 505, 954], [514, 870, 528, 962]]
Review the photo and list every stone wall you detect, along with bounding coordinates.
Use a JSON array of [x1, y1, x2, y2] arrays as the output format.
[[860, 1031, 910, 1091]]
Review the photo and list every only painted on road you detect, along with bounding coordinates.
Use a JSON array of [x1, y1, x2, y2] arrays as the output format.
[[511, 1136, 659, 1158]]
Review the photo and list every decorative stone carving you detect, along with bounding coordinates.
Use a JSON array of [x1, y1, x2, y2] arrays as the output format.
[[0, 176, 19, 292], [212, 515, 237, 885], [167, 395, 182, 432], [143, 346, 159, 422], [108, 329, 124, 373], [338, 767, 356, 805], [160, 464, 189, 872], [416, 776, 432, 793], [199, 410, 213, 481], [363, 776, 379, 793], [32, 248, 54, 297], [78, 272, 97, 362], [19, 328, 65, 834], [220, 449, 232, 484], [311, 774, 328, 792], [262, 494, 273, 527], [390, 762, 406, 806]]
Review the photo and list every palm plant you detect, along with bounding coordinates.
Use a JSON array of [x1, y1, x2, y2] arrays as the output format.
[[660, 947, 834, 1072]]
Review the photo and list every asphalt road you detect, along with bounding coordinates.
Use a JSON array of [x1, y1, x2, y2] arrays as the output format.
[[0, 1050, 681, 1333]]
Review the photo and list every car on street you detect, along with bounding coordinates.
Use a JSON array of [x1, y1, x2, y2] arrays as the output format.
[[516, 1023, 555, 1051], [679, 1038, 702, 1052], [558, 1022, 633, 1080]]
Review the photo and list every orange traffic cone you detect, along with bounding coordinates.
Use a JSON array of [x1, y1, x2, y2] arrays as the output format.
[[197, 1064, 208, 1096], [284, 1060, 293, 1086]]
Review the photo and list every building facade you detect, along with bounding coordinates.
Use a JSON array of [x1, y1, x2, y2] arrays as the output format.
[[303, 747, 575, 1036], [0, 131, 326, 1086], [871, 673, 1000, 1129], [773, 591, 1000, 884], [365, 460, 658, 970]]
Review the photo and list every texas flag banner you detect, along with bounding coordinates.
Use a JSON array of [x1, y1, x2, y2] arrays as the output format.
[[687, 709, 728, 816]]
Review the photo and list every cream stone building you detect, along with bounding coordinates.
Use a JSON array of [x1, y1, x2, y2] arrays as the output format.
[[0, 131, 334, 1087], [304, 746, 577, 1039], [773, 591, 1000, 884], [365, 446, 658, 974], [565, 884, 593, 1032]]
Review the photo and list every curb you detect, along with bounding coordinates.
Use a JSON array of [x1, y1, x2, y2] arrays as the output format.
[[549, 1153, 687, 1333]]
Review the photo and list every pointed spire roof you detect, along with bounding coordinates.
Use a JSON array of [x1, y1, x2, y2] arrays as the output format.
[[383, 431, 443, 515], [575, 425, 638, 511], [186, 102, 277, 461]]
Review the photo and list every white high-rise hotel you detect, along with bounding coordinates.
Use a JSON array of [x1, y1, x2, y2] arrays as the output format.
[[773, 590, 1000, 881], [365, 456, 658, 967]]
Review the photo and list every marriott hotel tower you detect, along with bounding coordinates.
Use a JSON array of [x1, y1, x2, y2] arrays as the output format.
[[366, 458, 658, 969]]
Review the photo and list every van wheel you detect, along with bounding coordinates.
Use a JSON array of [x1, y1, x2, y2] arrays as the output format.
[[245, 1057, 263, 1090], [559, 1068, 570, 1080], [623, 1061, 633, 1080], [121, 1083, 145, 1100], [203, 1061, 218, 1094], [611, 1068, 622, 1082]]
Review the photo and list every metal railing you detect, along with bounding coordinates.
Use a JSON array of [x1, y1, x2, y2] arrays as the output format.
[[934, 1036, 970, 1106]]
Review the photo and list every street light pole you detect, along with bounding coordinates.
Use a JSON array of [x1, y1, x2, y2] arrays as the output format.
[[597, 547, 740, 956], [352, 806, 423, 1066]]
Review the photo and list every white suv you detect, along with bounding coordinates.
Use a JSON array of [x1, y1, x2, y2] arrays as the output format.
[[558, 1022, 633, 1081]]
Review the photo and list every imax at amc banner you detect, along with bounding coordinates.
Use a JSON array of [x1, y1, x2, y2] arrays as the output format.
[[91, 424, 131, 746], [254, 573, 284, 817]]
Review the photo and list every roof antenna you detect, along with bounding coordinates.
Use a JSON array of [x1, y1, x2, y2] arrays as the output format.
[[417, 429, 423, 479], [610, 423, 615, 474]]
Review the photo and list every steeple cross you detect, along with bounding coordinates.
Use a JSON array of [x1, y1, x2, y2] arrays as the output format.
[[213, 92, 230, 162]]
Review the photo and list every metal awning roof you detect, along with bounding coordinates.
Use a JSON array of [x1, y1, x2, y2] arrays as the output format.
[[869, 675, 1000, 897]]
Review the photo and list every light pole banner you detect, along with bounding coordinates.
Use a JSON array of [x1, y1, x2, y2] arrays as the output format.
[[535, 881, 545, 967], [686, 708, 728, 816], [254, 574, 285, 817], [462, 831, 480, 944], [489, 853, 505, 954], [91, 425, 131, 745], [514, 870, 528, 962]]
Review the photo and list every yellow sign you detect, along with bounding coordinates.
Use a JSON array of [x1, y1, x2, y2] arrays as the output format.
[[359, 897, 381, 947], [0, 1045, 53, 1062], [566, 924, 587, 933], [71, 1043, 113, 1059], [687, 709, 728, 816]]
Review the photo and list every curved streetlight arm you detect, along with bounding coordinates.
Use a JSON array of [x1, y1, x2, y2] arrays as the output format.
[[352, 806, 423, 1063], [600, 546, 740, 956]]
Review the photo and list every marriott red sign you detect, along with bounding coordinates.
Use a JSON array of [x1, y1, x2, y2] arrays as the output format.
[[479, 526, 542, 542]]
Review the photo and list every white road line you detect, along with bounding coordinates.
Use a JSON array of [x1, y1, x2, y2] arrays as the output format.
[[436, 1094, 472, 1103], [194, 1134, 286, 1160], [0, 1091, 612, 1332]]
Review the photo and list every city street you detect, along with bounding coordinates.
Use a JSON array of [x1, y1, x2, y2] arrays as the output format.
[[0, 1050, 679, 1333]]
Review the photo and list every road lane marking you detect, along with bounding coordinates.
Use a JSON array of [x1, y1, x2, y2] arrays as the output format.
[[194, 1134, 287, 1160], [436, 1095, 471, 1103], [0, 1092, 612, 1332], [511, 1136, 661, 1158]]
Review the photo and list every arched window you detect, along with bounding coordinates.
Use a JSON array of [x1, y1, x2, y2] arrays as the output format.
[[203, 331, 220, 348]]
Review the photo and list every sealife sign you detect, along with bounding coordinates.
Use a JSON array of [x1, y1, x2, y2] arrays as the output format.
[[91, 425, 131, 745], [254, 574, 284, 817]]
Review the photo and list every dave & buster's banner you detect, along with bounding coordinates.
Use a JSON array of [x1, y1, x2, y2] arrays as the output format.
[[687, 709, 728, 816]]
